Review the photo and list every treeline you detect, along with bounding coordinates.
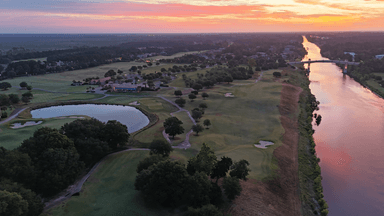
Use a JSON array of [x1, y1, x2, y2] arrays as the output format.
[[308, 32, 384, 61], [289, 68, 329, 216], [0, 118, 129, 216], [135, 142, 250, 215], [182, 66, 254, 88]]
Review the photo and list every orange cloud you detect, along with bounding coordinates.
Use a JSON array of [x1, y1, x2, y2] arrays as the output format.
[[1, 1, 384, 33]]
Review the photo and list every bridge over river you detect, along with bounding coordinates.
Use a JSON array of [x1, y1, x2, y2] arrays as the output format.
[[288, 59, 360, 73]]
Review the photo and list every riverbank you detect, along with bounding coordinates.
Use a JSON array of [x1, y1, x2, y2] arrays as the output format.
[[292, 68, 329, 215]]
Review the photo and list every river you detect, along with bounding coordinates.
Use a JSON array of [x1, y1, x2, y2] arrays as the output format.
[[302, 37, 384, 216]]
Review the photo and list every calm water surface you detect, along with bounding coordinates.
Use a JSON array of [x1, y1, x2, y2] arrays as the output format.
[[302, 37, 384, 216], [31, 104, 149, 133]]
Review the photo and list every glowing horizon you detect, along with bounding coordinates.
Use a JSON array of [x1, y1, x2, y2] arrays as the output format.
[[1, 0, 384, 33]]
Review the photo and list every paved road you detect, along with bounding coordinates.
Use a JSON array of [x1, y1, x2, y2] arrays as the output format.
[[0, 107, 28, 125]]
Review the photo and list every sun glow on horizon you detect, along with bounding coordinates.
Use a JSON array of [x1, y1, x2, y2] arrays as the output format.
[[1, 0, 384, 33]]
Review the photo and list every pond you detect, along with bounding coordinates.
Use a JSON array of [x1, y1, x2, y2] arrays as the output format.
[[31, 104, 149, 133]]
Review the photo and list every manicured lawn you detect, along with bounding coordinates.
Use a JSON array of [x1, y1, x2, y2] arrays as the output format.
[[144, 51, 206, 61], [132, 98, 177, 146], [161, 69, 285, 179], [30, 90, 104, 104], [0, 118, 78, 149], [367, 80, 384, 95], [45, 150, 186, 216]]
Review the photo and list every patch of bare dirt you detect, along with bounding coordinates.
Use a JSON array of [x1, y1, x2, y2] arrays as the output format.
[[227, 83, 303, 216]]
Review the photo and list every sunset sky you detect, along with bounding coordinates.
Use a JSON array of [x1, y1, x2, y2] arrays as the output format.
[[1, 0, 384, 33]]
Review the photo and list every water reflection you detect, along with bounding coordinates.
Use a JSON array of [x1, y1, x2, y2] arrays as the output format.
[[303, 36, 384, 216], [31, 104, 149, 133]]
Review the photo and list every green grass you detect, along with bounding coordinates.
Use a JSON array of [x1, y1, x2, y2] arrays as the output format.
[[144, 51, 207, 61], [169, 67, 217, 88], [30, 91, 104, 104], [45, 150, 186, 216], [132, 98, 177, 146], [160, 69, 285, 179], [0, 118, 78, 149], [12, 57, 47, 63]]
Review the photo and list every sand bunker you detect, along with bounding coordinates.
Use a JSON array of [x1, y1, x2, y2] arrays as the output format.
[[254, 141, 274, 149], [225, 93, 234, 97], [11, 121, 43, 129], [129, 101, 140, 105]]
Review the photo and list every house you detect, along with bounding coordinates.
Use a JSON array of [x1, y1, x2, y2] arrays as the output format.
[[375, 54, 384, 60], [90, 77, 111, 85], [111, 83, 143, 92]]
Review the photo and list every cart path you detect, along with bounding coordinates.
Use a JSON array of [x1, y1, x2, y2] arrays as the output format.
[[0, 107, 28, 125], [157, 95, 196, 149], [44, 148, 150, 210]]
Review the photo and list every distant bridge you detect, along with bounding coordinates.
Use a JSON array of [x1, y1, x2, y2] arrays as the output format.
[[288, 59, 360, 73]]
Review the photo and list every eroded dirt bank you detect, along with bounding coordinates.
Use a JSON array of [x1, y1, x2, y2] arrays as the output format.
[[227, 83, 302, 216]]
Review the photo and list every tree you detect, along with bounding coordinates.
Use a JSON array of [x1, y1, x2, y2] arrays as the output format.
[[18, 127, 84, 196], [161, 68, 167, 72], [316, 114, 322, 126], [134, 160, 190, 207], [26, 86, 32, 91], [193, 83, 203, 91], [0, 82, 12, 90], [21, 96, 30, 104], [210, 156, 232, 183], [0, 94, 10, 106], [229, 159, 250, 181], [103, 120, 130, 149], [136, 155, 166, 173], [72, 138, 110, 166], [174, 90, 182, 97], [0, 148, 36, 186], [192, 124, 204, 136], [191, 90, 198, 95], [163, 117, 184, 139], [202, 93, 209, 100], [187, 143, 217, 175], [185, 204, 223, 216], [19, 81, 28, 88], [189, 93, 197, 102], [156, 62, 160, 65], [22, 92, 33, 98], [273, 72, 282, 78], [1, 112, 7, 119], [0, 190, 28, 216], [222, 177, 242, 201], [199, 103, 207, 110], [203, 119, 211, 129], [224, 76, 233, 84], [0, 180, 44, 216], [185, 172, 212, 208], [149, 139, 173, 157], [104, 69, 116, 77], [175, 98, 186, 107], [117, 69, 123, 74], [192, 110, 202, 121]]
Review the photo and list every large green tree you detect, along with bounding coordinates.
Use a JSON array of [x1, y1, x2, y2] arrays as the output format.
[[187, 143, 217, 176], [18, 127, 84, 196], [136, 155, 166, 173], [102, 120, 130, 148], [0, 148, 36, 187], [149, 139, 173, 157], [134, 160, 190, 207], [222, 177, 242, 201], [229, 159, 250, 181], [0, 190, 28, 216], [0, 180, 44, 216], [192, 124, 204, 136], [163, 117, 184, 139], [210, 156, 233, 183]]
